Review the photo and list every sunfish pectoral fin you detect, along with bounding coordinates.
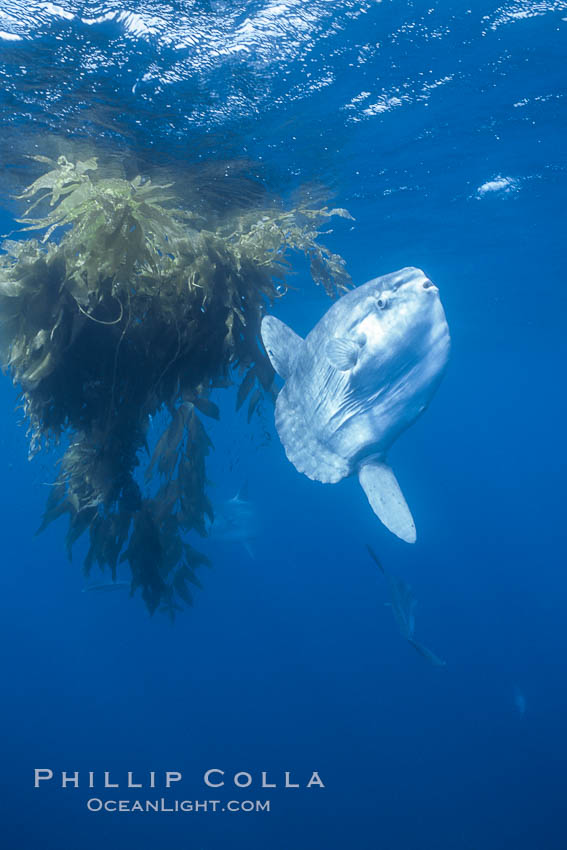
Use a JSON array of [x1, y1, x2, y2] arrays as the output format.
[[358, 460, 416, 543], [260, 315, 303, 380], [326, 337, 359, 371]]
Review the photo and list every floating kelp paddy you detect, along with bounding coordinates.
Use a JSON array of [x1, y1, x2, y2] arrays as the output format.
[[0, 153, 352, 617]]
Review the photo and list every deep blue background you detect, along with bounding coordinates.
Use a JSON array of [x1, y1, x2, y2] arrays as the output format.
[[1, 2, 566, 848]]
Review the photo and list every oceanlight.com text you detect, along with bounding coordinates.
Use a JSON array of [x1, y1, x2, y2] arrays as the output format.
[[86, 798, 271, 813]]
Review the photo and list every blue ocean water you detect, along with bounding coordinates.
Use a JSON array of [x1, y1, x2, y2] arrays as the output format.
[[0, 2, 566, 848]]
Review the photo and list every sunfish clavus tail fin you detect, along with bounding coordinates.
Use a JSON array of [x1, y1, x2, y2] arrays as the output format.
[[358, 459, 416, 543]]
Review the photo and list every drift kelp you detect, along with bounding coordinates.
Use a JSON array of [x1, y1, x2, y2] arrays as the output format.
[[0, 155, 352, 617]]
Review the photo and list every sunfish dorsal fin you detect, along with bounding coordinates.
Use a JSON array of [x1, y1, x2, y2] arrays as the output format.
[[261, 315, 303, 380], [358, 459, 416, 543]]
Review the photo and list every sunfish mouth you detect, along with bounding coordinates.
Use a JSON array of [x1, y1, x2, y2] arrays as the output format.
[[390, 267, 438, 294], [396, 269, 439, 295], [422, 279, 439, 293]]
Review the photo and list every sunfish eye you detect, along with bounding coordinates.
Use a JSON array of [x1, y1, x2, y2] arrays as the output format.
[[376, 295, 388, 309]]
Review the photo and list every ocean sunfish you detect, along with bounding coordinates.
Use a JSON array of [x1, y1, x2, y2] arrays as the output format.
[[366, 544, 446, 667], [261, 267, 450, 542], [513, 685, 527, 717]]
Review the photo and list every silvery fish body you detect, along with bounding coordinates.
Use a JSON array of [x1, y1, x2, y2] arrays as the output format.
[[207, 486, 258, 558], [260, 267, 450, 543]]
